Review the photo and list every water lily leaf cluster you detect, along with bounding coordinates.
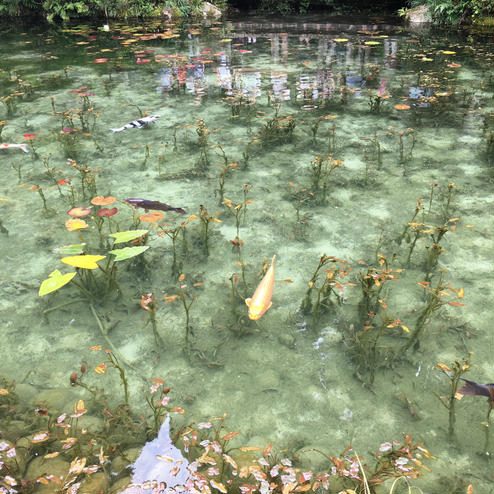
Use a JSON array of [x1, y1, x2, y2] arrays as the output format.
[[39, 230, 150, 296]]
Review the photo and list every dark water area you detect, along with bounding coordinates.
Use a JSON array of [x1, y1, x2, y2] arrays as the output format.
[[0, 14, 493, 494]]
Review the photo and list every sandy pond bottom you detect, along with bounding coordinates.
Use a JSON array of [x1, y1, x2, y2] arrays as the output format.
[[0, 13, 493, 494]]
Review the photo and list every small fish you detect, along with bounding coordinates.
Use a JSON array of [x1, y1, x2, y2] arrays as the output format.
[[457, 378, 494, 404], [110, 115, 160, 133], [124, 198, 186, 214], [245, 255, 276, 320], [0, 143, 29, 153]]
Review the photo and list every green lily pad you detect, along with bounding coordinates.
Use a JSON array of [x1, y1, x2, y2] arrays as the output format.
[[109, 230, 149, 244], [109, 246, 149, 261], [39, 269, 77, 296], [53, 243, 86, 255]]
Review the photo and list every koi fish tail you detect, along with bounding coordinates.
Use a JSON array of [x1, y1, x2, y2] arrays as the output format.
[[20, 144, 29, 153]]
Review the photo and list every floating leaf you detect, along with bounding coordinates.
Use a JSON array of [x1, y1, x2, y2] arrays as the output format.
[[222, 431, 239, 441], [91, 195, 116, 205], [210, 480, 227, 493], [334, 38, 348, 42], [39, 269, 77, 296], [65, 218, 89, 231], [32, 432, 50, 443], [54, 243, 86, 255], [61, 255, 106, 270], [364, 41, 381, 45], [109, 246, 149, 261], [109, 229, 148, 244], [44, 452, 60, 459], [94, 363, 107, 374]]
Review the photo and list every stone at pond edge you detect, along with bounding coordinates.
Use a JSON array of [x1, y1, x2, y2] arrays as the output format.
[[405, 5, 432, 23], [201, 1, 222, 19]]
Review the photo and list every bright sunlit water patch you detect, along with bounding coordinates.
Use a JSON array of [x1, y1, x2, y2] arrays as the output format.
[[0, 13, 493, 493]]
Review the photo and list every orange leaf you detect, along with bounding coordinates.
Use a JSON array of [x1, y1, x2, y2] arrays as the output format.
[[90, 345, 103, 351], [222, 431, 240, 441], [94, 363, 107, 374], [448, 301, 466, 306], [263, 443, 273, 457], [44, 452, 60, 459], [178, 273, 185, 282]]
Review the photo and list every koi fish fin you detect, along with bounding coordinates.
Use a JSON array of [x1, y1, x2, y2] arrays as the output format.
[[20, 144, 29, 153], [267, 301, 272, 310], [110, 128, 119, 133], [245, 298, 252, 307]]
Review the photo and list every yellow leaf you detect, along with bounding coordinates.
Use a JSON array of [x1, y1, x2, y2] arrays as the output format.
[[282, 482, 297, 494], [210, 480, 227, 493], [239, 446, 261, 452], [401, 325, 410, 333], [65, 218, 89, 231], [94, 363, 107, 374], [61, 255, 106, 270], [458, 288, 464, 298], [44, 452, 60, 459], [436, 362, 451, 372], [0, 388, 9, 395], [39, 269, 77, 296]]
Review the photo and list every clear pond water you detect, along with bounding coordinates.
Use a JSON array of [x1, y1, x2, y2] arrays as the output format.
[[0, 14, 493, 493]]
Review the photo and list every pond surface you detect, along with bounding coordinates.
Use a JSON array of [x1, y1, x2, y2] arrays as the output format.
[[0, 13, 493, 493]]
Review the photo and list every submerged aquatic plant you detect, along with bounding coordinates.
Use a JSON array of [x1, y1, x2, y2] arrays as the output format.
[[195, 205, 222, 256], [311, 114, 337, 144], [196, 118, 211, 169], [259, 104, 296, 144], [300, 255, 353, 324], [216, 161, 237, 205], [357, 254, 400, 327], [141, 292, 164, 349], [29, 184, 56, 217], [400, 272, 465, 354], [309, 154, 343, 204], [433, 358, 470, 439]]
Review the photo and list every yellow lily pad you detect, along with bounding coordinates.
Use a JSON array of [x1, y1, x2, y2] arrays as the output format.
[[334, 38, 349, 42], [61, 255, 106, 270], [39, 269, 77, 296]]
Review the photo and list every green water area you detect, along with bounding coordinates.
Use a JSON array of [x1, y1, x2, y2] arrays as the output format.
[[0, 14, 492, 494]]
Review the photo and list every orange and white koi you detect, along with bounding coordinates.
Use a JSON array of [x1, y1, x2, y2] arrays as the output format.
[[245, 255, 276, 320], [0, 143, 29, 153]]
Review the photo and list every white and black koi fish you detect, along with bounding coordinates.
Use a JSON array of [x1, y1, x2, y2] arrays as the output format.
[[0, 143, 29, 153], [110, 115, 160, 133]]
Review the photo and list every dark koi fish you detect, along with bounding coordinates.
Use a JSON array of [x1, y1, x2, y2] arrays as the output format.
[[124, 198, 186, 214], [457, 378, 494, 404]]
